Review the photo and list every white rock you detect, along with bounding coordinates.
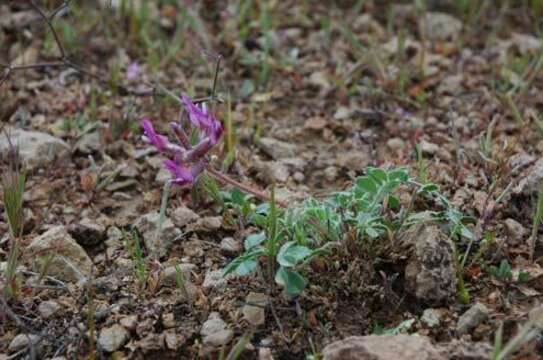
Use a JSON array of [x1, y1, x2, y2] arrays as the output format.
[[382, 36, 421, 57], [98, 324, 129, 352], [74, 131, 101, 154], [293, 172, 305, 182], [504, 218, 527, 246], [155, 167, 171, 184], [0, 129, 69, 169], [336, 152, 370, 171], [324, 166, 339, 182], [262, 161, 290, 183], [8, 334, 39, 352], [437, 74, 464, 95], [259, 347, 274, 360], [38, 300, 61, 319], [220, 237, 242, 254], [203, 270, 227, 292], [26, 226, 93, 283], [257, 137, 296, 159], [164, 330, 183, 350], [280, 157, 307, 171], [171, 206, 199, 228], [161, 263, 196, 287], [386, 138, 405, 152], [192, 216, 222, 232], [119, 315, 138, 331], [419, 12, 462, 41], [162, 312, 176, 329], [420, 140, 440, 155], [334, 106, 353, 120], [322, 335, 444, 360], [456, 303, 489, 335], [243, 292, 268, 326], [514, 158, 543, 196], [512, 33, 541, 56], [114, 257, 134, 277], [308, 71, 330, 88], [201, 312, 233, 348], [421, 308, 442, 328]]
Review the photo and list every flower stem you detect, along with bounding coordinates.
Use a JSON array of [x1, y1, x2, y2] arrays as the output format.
[[205, 166, 285, 207]]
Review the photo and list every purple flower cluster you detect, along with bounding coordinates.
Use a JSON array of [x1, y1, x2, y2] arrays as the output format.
[[141, 95, 224, 186]]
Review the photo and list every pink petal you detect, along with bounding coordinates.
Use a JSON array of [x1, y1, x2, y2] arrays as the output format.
[[163, 159, 194, 185], [141, 118, 169, 151]]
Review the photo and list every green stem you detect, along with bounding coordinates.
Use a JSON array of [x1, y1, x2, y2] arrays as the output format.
[[154, 181, 172, 258]]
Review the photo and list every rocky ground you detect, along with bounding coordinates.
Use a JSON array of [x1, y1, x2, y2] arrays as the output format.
[[2, 1, 543, 359]]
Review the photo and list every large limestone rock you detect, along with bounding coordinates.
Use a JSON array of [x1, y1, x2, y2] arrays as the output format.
[[26, 226, 93, 283], [322, 335, 444, 360], [0, 129, 69, 169], [402, 225, 457, 304]]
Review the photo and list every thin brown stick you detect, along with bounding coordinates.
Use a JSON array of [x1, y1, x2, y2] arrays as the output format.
[[29, 0, 67, 59], [2, 62, 65, 70], [206, 166, 286, 207]]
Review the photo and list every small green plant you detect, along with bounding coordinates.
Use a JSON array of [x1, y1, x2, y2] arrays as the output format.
[[414, 143, 429, 184], [487, 259, 530, 283], [220, 188, 256, 229], [222, 331, 253, 360], [174, 264, 192, 310], [488, 259, 513, 281], [86, 278, 97, 360], [479, 117, 497, 162], [373, 318, 415, 335], [223, 186, 317, 296], [1, 135, 27, 299], [224, 167, 474, 297], [123, 229, 148, 289]]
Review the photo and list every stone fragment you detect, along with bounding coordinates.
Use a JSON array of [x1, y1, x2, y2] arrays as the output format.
[[201, 312, 233, 348], [322, 335, 444, 360], [0, 129, 69, 169], [456, 303, 489, 335], [69, 218, 106, 247], [257, 137, 297, 159], [27, 226, 93, 283], [419, 12, 462, 41], [242, 292, 268, 327], [421, 308, 442, 328], [98, 324, 130, 353], [220, 237, 242, 254], [403, 225, 457, 304], [8, 334, 40, 353], [38, 300, 61, 319], [170, 206, 199, 228]]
